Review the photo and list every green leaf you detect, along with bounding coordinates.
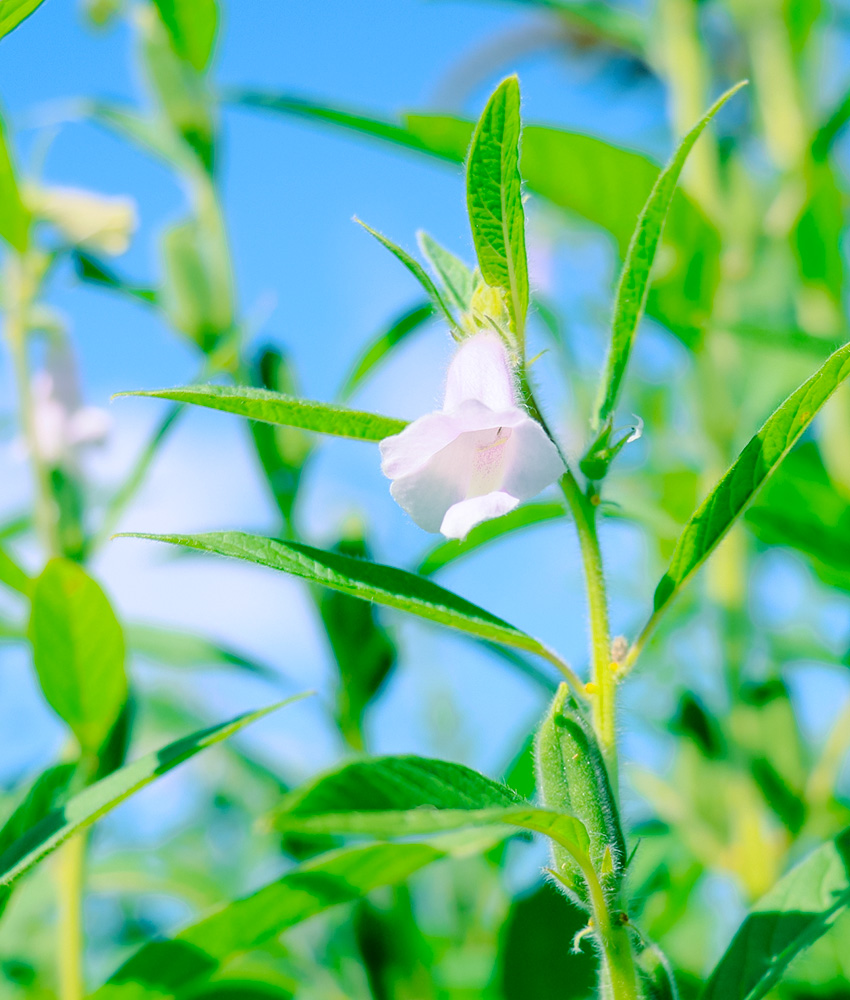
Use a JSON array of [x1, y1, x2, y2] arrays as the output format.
[[28, 559, 127, 754], [152, 0, 218, 72], [338, 302, 434, 401], [275, 756, 590, 861], [117, 531, 571, 675], [71, 249, 158, 305], [0, 110, 30, 251], [92, 839, 466, 999], [592, 82, 746, 434], [416, 500, 566, 576], [117, 384, 407, 441], [653, 339, 850, 614], [466, 76, 528, 338], [230, 92, 718, 342], [417, 231, 476, 314], [0, 542, 31, 596], [0, 0, 49, 41], [0, 698, 303, 893], [355, 219, 457, 329], [703, 828, 850, 1000], [126, 623, 277, 680]]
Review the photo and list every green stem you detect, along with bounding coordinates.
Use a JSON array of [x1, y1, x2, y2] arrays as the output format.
[[559, 470, 616, 775], [580, 861, 640, 1000], [56, 834, 86, 999]]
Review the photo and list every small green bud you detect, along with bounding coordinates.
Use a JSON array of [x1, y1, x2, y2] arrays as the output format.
[[535, 683, 627, 908]]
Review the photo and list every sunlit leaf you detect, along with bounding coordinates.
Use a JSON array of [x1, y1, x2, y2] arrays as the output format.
[[591, 83, 745, 435], [118, 531, 572, 676], [417, 231, 476, 314], [0, 110, 30, 251], [466, 76, 528, 337], [0, 542, 31, 596], [28, 559, 127, 754], [703, 827, 850, 1000], [152, 0, 218, 72], [0, 698, 303, 892], [653, 339, 850, 614], [0, 0, 49, 42], [338, 302, 434, 401], [416, 500, 567, 575], [117, 384, 407, 441], [356, 219, 456, 329]]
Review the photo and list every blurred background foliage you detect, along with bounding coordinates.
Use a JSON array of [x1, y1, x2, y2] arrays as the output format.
[[0, 0, 849, 996]]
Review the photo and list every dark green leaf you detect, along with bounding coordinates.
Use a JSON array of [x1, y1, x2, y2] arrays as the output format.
[[466, 76, 528, 338], [654, 340, 850, 613], [0, 698, 303, 892], [71, 249, 158, 305], [703, 827, 850, 1000], [117, 384, 407, 441], [338, 302, 434, 401], [117, 531, 572, 675], [28, 559, 127, 754]]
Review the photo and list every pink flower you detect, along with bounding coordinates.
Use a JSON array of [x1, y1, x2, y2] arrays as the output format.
[[380, 332, 565, 539]]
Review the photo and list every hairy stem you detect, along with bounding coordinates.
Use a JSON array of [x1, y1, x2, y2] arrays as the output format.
[[580, 861, 641, 1000]]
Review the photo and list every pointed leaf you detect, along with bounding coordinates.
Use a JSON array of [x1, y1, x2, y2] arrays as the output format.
[[118, 531, 571, 675], [152, 0, 218, 72], [654, 339, 850, 614], [338, 302, 434, 401], [71, 249, 158, 305], [593, 82, 746, 432], [356, 219, 456, 328], [417, 231, 476, 314], [116, 384, 407, 441], [28, 558, 127, 754], [703, 827, 850, 1000], [0, 110, 30, 250], [0, 698, 304, 891], [466, 76, 528, 337], [0, 0, 49, 42]]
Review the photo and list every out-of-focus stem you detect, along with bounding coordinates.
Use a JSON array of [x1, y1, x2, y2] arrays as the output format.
[[56, 835, 86, 1000]]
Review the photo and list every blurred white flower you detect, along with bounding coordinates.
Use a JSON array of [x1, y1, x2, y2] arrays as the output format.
[[380, 331, 564, 539], [30, 341, 110, 466], [27, 185, 137, 256]]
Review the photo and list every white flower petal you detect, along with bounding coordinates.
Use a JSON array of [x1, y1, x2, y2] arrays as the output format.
[[501, 416, 566, 500], [443, 331, 517, 413], [440, 491, 520, 539]]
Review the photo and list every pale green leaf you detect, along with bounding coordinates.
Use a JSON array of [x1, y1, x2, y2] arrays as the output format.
[[355, 218, 457, 328], [703, 827, 850, 1000], [117, 531, 570, 674], [417, 231, 476, 314], [0, 110, 30, 251], [116, 384, 407, 441], [654, 339, 850, 613], [0, 0, 48, 41], [417, 500, 566, 576], [28, 559, 127, 754], [593, 82, 746, 433], [0, 542, 31, 596], [0, 698, 304, 891], [126, 623, 277, 680], [338, 302, 434, 401], [466, 76, 528, 337]]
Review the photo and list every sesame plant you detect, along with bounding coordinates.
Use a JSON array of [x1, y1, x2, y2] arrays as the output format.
[[2, 1, 850, 999]]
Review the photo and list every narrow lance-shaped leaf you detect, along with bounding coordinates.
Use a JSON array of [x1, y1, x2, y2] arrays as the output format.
[[117, 531, 573, 677], [339, 302, 434, 401], [466, 76, 529, 339], [0, 697, 304, 890], [703, 827, 850, 1000], [92, 836, 490, 1000], [275, 755, 590, 861], [116, 384, 407, 441], [417, 231, 476, 314], [592, 81, 746, 435], [654, 339, 850, 614], [0, 109, 30, 251], [356, 218, 457, 329], [71, 249, 158, 306]]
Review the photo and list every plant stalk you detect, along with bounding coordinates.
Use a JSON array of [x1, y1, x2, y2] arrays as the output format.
[[580, 860, 641, 1000], [56, 834, 86, 1000]]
